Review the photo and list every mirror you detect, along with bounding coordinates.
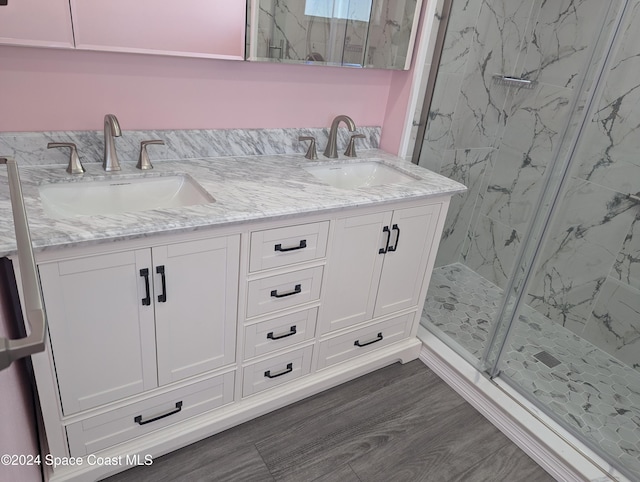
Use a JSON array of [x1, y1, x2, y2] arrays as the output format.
[[246, 0, 422, 70]]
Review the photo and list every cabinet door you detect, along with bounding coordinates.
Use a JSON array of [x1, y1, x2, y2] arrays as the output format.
[[0, 0, 74, 48], [374, 204, 442, 318], [153, 235, 239, 386], [39, 250, 157, 415], [70, 1, 246, 59], [319, 212, 392, 334]]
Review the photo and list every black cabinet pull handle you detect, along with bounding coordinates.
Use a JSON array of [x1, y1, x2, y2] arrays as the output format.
[[388, 224, 400, 252], [354, 332, 384, 347], [275, 240, 307, 252], [264, 362, 293, 379], [271, 284, 301, 298], [379, 226, 391, 254], [140, 268, 151, 306], [156, 265, 167, 303], [267, 325, 297, 340], [134, 401, 182, 425]]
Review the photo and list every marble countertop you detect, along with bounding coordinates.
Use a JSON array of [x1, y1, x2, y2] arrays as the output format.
[[0, 149, 466, 257]]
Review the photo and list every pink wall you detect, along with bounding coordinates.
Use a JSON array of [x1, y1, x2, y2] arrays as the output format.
[[0, 46, 394, 134], [379, 68, 414, 155]]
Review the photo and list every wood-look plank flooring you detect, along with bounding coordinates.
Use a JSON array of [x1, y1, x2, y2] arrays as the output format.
[[105, 361, 554, 482]]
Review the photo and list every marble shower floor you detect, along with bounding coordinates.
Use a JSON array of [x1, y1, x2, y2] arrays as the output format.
[[421, 263, 640, 478]]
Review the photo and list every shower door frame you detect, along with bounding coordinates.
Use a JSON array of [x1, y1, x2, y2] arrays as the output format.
[[413, 0, 636, 478]]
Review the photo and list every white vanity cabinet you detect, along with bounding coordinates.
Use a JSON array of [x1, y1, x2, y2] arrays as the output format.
[[24, 196, 450, 480], [319, 203, 441, 335], [37, 234, 239, 416]]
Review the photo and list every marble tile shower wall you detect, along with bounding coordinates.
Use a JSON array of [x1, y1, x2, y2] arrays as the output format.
[[527, 2, 640, 372], [0, 127, 381, 167], [419, 0, 606, 285], [419, 0, 640, 371]]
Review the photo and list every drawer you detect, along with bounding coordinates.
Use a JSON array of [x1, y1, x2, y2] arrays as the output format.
[[66, 371, 235, 457], [246, 266, 323, 318], [244, 307, 318, 360], [242, 345, 313, 397], [249, 221, 329, 272], [317, 313, 414, 370]]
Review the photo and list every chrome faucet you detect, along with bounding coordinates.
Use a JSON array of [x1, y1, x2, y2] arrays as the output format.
[[324, 115, 356, 158], [103, 114, 122, 171]]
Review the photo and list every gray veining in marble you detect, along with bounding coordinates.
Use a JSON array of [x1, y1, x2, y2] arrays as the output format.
[[480, 84, 573, 231], [526, 178, 637, 333], [521, 0, 607, 89], [435, 148, 495, 267], [0, 145, 465, 258], [418, 0, 615, 288], [0, 126, 381, 168], [462, 213, 522, 289]]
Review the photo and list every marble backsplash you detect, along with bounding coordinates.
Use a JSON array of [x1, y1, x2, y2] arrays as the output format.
[[0, 126, 381, 167]]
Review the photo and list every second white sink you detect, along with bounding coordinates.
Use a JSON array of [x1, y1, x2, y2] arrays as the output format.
[[39, 175, 214, 219], [305, 161, 418, 189]]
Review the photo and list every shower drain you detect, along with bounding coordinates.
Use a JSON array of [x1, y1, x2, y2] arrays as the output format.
[[534, 350, 561, 368]]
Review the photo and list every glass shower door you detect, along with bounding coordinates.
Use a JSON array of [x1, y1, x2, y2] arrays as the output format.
[[416, 0, 620, 373], [489, 1, 640, 477]]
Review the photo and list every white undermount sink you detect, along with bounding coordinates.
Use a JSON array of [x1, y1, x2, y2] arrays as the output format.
[[39, 175, 214, 219], [305, 160, 418, 189]]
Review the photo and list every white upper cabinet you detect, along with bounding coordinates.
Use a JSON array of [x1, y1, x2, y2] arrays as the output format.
[[0, 1, 246, 60], [0, 0, 74, 48], [69, 0, 246, 59]]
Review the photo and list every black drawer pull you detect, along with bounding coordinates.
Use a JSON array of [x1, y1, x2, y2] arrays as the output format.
[[388, 224, 400, 252], [140, 268, 151, 306], [275, 239, 307, 252], [264, 362, 293, 379], [271, 284, 301, 298], [267, 325, 297, 340], [156, 265, 167, 303], [354, 333, 383, 347], [134, 401, 183, 425], [379, 226, 391, 254]]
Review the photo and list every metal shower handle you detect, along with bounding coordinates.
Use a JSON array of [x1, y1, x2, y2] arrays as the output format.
[[0, 157, 47, 371]]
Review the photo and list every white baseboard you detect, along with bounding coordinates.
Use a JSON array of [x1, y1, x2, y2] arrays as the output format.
[[418, 327, 629, 482]]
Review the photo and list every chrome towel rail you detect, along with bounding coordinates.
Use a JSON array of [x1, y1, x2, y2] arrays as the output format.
[[492, 75, 538, 90], [628, 192, 640, 203], [0, 157, 46, 371]]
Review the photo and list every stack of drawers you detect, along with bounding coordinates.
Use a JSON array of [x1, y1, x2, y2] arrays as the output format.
[[242, 221, 329, 397]]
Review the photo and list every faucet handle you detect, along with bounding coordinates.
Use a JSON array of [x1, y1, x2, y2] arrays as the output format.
[[137, 140, 165, 170], [48, 142, 84, 174], [298, 136, 318, 160], [344, 134, 366, 158]]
